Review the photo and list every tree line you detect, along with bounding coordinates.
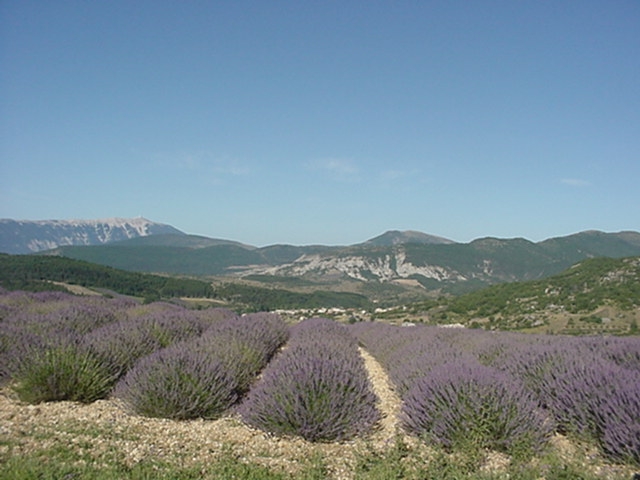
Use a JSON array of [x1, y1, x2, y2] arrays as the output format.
[[0, 254, 213, 300]]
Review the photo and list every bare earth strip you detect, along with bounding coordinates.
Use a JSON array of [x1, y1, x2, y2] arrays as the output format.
[[357, 346, 403, 443]]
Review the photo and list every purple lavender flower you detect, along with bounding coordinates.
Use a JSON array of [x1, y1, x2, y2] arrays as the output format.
[[239, 318, 380, 442], [401, 360, 553, 456], [114, 311, 289, 419], [114, 341, 238, 419]]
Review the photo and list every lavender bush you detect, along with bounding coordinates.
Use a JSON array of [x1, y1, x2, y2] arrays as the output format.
[[583, 335, 640, 372], [1, 294, 126, 338], [192, 306, 239, 324], [350, 323, 475, 396], [83, 307, 208, 379], [0, 322, 48, 385], [0, 293, 133, 381], [600, 377, 640, 465], [11, 334, 115, 404], [239, 318, 380, 442], [352, 322, 640, 463], [401, 360, 553, 457], [195, 312, 289, 393], [537, 353, 640, 457], [115, 312, 289, 419], [352, 323, 554, 457], [114, 342, 238, 420], [464, 332, 640, 464]]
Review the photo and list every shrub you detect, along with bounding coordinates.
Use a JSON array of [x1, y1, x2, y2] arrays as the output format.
[[11, 335, 115, 404], [195, 312, 289, 394], [400, 360, 553, 458], [239, 318, 380, 442], [83, 308, 207, 379], [539, 354, 640, 454], [477, 333, 640, 464], [83, 319, 167, 379], [350, 322, 476, 396], [115, 311, 289, 419], [0, 322, 44, 384], [0, 293, 131, 388], [583, 335, 640, 372], [114, 342, 238, 420]]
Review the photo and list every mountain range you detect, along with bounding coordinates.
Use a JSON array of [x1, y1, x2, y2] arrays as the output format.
[[0, 218, 183, 254], [2, 218, 640, 295]]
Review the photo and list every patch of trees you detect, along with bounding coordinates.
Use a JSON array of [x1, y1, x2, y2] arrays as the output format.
[[212, 283, 371, 312]]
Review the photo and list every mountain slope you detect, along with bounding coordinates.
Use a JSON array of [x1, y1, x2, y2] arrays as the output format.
[[442, 255, 640, 333], [254, 232, 640, 289], [0, 218, 184, 254], [106, 233, 253, 249], [49, 244, 266, 276], [0, 253, 371, 311], [0, 253, 213, 298], [47, 230, 640, 294], [538, 230, 640, 261]]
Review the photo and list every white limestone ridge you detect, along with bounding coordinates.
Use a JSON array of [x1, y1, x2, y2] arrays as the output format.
[[247, 248, 466, 283], [0, 217, 184, 253]]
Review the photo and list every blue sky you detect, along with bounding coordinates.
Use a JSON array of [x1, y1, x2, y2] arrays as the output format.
[[1, 1, 639, 246]]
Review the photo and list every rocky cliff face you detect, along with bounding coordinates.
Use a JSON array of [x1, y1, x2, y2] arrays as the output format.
[[246, 248, 466, 283]]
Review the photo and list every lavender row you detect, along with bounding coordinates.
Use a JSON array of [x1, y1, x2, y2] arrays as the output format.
[[2, 295, 221, 387], [0, 290, 265, 407], [82, 302, 226, 380], [114, 312, 289, 419], [239, 317, 380, 442], [491, 335, 640, 464], [1, 291, 135, 386], [351, 323, 640, 464]]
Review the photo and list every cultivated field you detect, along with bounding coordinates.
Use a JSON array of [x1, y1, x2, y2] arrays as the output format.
[[1, 290, 638, 479]]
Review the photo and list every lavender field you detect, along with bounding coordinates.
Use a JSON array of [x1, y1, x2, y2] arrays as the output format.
[[350, 322, 640, 465], [1, 288, 639, 478]]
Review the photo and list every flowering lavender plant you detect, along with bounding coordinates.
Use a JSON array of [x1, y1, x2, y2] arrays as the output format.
[[401, 360, 553, 457], [600, 376, 640, 465], [11, 334, 116, 404], [239, 318, 380, 442], [350, 322, 475, 396], [114, 341, 238, 420], [83, 307, 207, 379], [114, 311, 289, 419]]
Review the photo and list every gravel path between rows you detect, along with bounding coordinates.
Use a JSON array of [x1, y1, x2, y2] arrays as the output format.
[[0, 347, 406, 479]]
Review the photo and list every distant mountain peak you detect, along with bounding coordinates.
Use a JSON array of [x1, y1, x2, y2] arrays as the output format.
[[362, 230, 455, 246], [0, 217, 184, 254]]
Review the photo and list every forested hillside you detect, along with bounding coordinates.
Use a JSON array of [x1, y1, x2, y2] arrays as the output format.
[[420, 256, 640, 334], [0, 254, 370, 311], [0, 254, 213, 300], [447, 256, 640, 316]]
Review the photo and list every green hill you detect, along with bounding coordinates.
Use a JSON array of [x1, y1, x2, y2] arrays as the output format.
[[0, 253, 213, 300], [48, 244, 266, 276], [443, 256, 640, 333], [45, 231, 640, 294]]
